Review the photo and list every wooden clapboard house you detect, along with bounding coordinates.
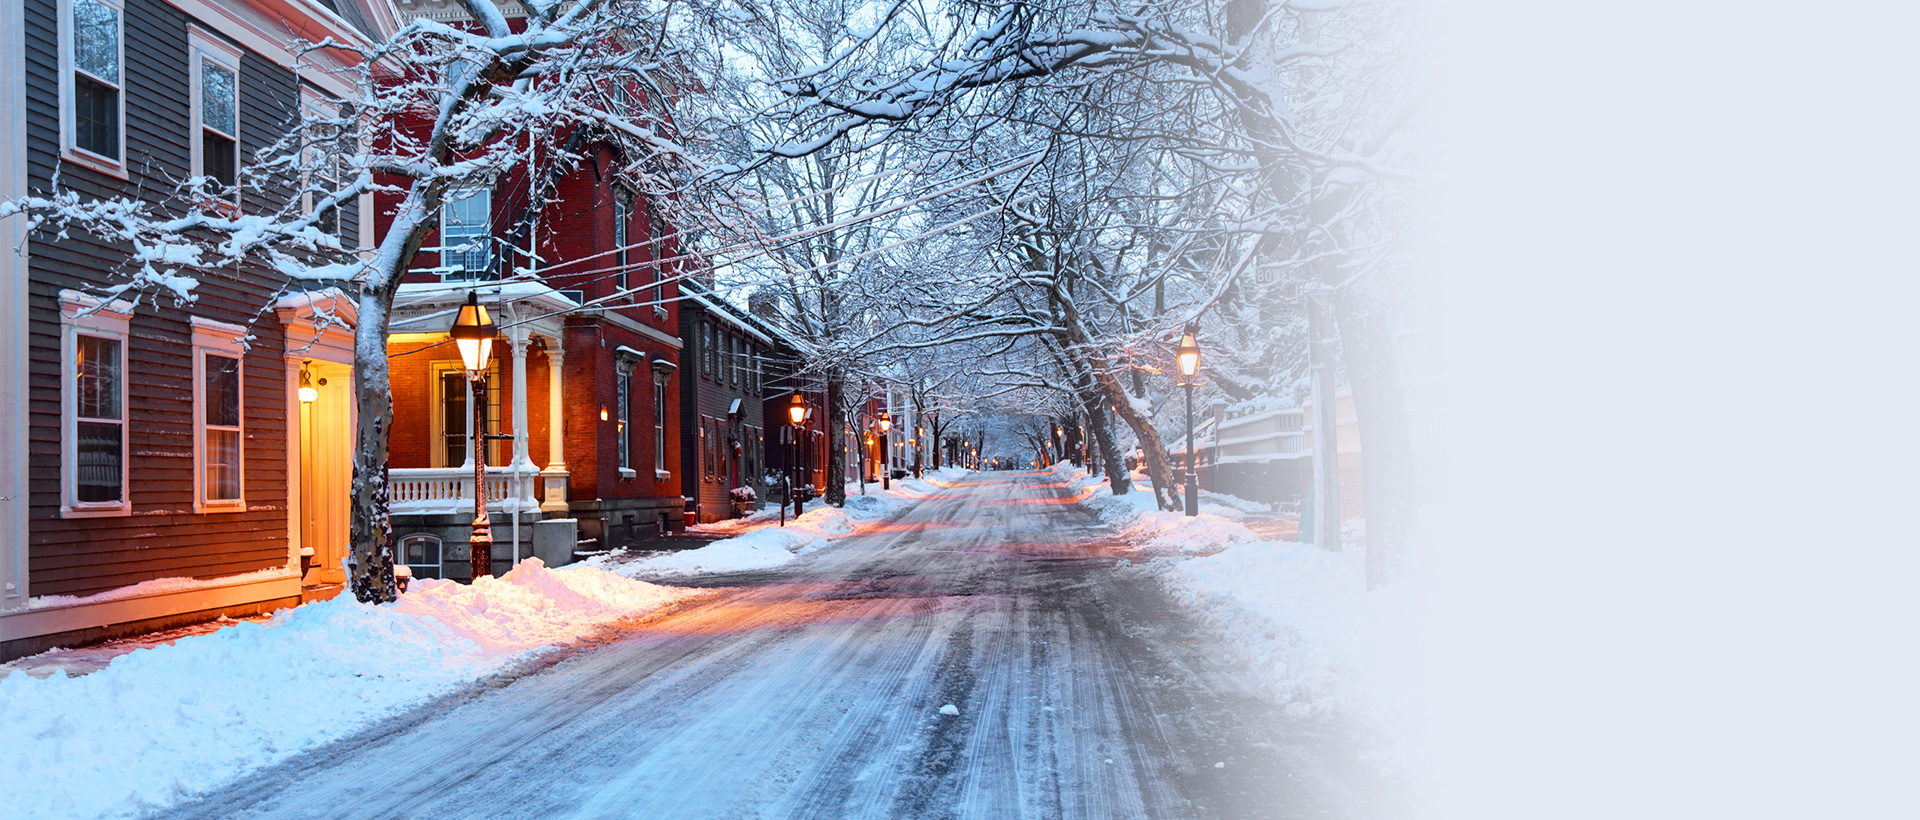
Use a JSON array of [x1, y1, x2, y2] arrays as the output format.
[[0, 0, 404, 661]]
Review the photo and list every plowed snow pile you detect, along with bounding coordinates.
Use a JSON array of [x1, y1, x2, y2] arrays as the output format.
[[0, 559, 694, 820], [1052, 464, 1413, 751]]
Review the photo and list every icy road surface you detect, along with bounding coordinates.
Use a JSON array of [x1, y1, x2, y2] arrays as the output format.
[[167, 472, 1386, 819]]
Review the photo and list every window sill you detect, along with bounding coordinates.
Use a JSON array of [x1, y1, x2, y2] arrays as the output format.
[[195, 500, 245, 514], [655, 470, 671, 481], [62, 148, 129, 181], [619, 469, 637, 480], [61, 504, 130, 519]]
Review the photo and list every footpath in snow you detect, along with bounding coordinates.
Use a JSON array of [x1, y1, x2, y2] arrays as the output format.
[[0, 559, 698, 820], [1053, 464, 1413, 757], [579, 467, 971, 578]]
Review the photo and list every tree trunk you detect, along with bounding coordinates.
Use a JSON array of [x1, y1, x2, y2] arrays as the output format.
[[348, 285, 400, 603], [1331, 289, 1417, 589], [825, 369, 847, 507], [1083, 391, 1128, 492]]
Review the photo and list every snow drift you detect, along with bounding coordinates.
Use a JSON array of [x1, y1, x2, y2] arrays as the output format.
[[0, 559, 695, 820], [1051, 464, 1412, 742]]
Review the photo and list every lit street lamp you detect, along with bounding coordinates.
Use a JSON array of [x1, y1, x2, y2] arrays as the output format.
[[1176, 324, 1201, 517], [787, 393, 808, 522], [877, 411, 893, 490], [450, 291, 498, 579]]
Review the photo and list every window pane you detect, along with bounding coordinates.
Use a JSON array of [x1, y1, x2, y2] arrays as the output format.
[[73, 74, 119, 157], [442, 190, 490, 276], [206, 428, 240, 500], [76, 334, 120, 420], [203, 132, 236, 187], [204, 354, 239, 426], [441, 372, 466, 465], [76, 420, 122, 503], [201, 59, 236, 135], [73, 0, 119, 82]]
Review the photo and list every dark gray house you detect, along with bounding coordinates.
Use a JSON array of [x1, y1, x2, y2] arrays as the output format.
[[676, 280, 782, 523], [0, 0, 402, 661]]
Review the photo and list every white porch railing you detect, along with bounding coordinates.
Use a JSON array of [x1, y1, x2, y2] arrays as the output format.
[[389, 467, 550, 516]]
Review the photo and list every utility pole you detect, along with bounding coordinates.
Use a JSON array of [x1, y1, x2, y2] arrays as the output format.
[[1307, 285, 1341, 550]]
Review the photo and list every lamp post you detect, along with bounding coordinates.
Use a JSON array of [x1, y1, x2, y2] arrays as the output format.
[[450, 291, 498, 580], [1176, 324, 1201, 517], [787, 393, 807, 520], [878, 411, 893, 490]]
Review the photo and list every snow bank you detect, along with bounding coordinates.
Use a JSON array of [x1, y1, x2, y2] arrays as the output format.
[[620, 471, 968, 578], [0, 559, 693, 820], [1056, 464, 1263, 553], [1051, 464, 1411, 745]]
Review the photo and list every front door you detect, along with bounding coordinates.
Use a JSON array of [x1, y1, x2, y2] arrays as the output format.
[[300, 361, 353, 584]]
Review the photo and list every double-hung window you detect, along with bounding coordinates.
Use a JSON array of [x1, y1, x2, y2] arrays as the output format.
[[61, 291, 132, 517], [647, 201, 667, 316], [189, 29, 242, 194], [192, 318, 245, 511], [62, 0, 125, 171], [441, 189, 491, 280], [615, 356, 637, 477], [300, 91, 351, 239], [612, 192, 630, 295], [653, 373, 667, 474]]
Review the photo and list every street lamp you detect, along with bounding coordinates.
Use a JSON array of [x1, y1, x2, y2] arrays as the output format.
[[1176, 324, 1201, 517], [787, 393, 807, 520], [450, 291, 498, 579], [877, 411, 893, 490]]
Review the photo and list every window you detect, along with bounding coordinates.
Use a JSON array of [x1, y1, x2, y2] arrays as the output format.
[[189, 29, 242, 193], [653, 372, 667, 473], [192, 317, 245, 511], [436, 364, 502, 467], [62, 290, 132, 516], [612, 192, 630, 294], [704, 324, 716, 379], [301, 91, 351, 237], [647, 201, 666, 315], [63, 0, 124, 168], [441, 189, 491, 280], [616, 366, 632, 474], [726, 335, 737, 387], [400, 535, 443, 580], [702, 417, 715, 480]]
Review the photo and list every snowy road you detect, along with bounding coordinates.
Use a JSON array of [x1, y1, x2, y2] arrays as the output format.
[[167, 472, 1384, 820]]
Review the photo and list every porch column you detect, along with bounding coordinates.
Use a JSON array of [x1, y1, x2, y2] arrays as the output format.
[[508, 326, 535, 472], [544, 339, 566, 472]]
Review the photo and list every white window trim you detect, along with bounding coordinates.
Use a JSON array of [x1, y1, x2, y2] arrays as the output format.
[[61, 290, 132, 517], [439, 188, 492, 280], [188, 27, 243, 202], [57, 0, 128, 177], [298, 87, 351, 240], [399, 533, 443, 579], [612, 190, 630, 294], [615, 357, 636, 478], [191, 316, 246, 512], [430, 360, 499, 468], [653, 372, 667, 474]]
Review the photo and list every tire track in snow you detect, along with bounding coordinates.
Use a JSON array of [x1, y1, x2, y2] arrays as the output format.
[[160, 472, 1381, 820]]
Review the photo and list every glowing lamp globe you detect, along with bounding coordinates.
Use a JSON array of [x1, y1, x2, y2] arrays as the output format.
[[449, 291, 496, 375], [1175, 328, 1200, 378], [787, 393, 807, 426], [878, 412, 892, 434]]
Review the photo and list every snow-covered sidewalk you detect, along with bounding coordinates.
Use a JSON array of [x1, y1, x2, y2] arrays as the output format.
[[0, 559, 699, 820], [582, 467, 971, 578], [1053, 464, 1413, 753]]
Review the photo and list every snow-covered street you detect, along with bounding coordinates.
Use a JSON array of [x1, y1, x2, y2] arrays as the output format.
[[155, 471, 1387, 819]]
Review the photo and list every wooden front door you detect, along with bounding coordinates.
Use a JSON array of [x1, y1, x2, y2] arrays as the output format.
[[300, 361, 353, 584]]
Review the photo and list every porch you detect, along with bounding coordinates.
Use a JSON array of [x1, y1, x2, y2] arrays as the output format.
[[385, 282, 578, 517]]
